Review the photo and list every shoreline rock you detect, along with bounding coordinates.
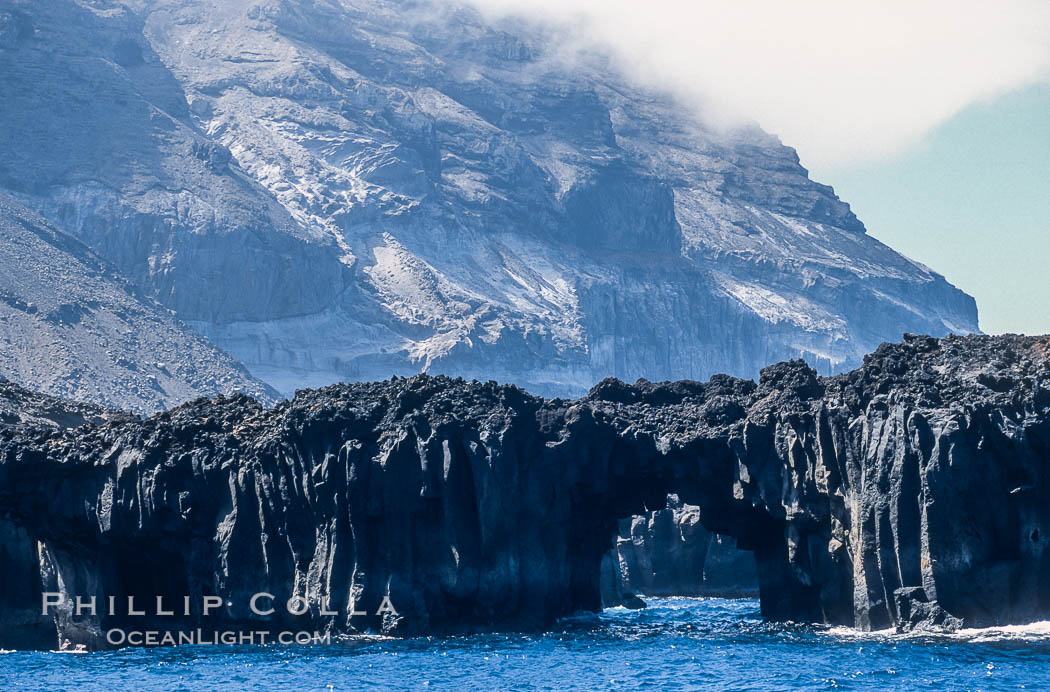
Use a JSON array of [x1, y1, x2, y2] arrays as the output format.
[[0, 334, 1048, 649]]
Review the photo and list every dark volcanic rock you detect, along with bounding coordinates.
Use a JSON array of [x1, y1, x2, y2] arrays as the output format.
[[0, 334, 1049, 649], [0, 379, 125, 649], [601, 495, 758, 606], [893, 586, 963, 632], [0, 519, 53, 650]]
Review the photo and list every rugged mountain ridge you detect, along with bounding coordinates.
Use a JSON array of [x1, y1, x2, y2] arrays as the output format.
[[0, 0, 978, 399], [0, 334, 1046, 650], [0, 194, 279, 413]]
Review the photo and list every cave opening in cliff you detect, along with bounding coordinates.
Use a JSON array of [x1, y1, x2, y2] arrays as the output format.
[[603, 495, 761, 606]]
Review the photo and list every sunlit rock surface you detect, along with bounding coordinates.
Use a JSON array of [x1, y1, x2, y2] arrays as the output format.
[[0, 0, 978, 398], [0, 195, 278, 413]]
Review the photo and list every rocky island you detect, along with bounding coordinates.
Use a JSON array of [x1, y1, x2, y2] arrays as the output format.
[[1, 333, 1048, 650]]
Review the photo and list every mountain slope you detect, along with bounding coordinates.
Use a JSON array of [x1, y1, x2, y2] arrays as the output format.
[[0, 194, 278, 412], [0, 0, 978, 397]]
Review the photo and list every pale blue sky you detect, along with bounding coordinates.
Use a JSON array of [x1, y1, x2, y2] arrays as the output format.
[[810, 85, 1050, 336]]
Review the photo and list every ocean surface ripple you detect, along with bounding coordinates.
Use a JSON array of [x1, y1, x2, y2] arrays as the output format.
[[3, 598, 1050, 690]]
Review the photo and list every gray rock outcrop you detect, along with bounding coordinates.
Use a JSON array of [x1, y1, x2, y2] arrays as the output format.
[[602, 496, 758, 607], [0, 194, 279, 413]]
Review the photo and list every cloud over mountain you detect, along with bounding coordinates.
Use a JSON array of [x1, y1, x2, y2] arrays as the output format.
[[466, 0, 1050, 169]]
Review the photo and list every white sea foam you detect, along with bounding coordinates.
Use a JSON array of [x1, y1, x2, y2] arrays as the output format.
[[823, 625, 896, 639], [823, 621, 1050, 642], [952, 621, 1050, 642]]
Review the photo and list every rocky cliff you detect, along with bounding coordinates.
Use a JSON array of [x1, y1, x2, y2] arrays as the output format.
[[0, 334, 1046, 649], [0, 379, 125, 649], [0, 0, 979, 401], [0, 194, 279, 413]]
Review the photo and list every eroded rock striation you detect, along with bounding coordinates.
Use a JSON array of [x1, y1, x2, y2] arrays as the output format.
[[601, 495, 759, 607], [0, 334, 1048, 649], [0, 379, 127, 649]]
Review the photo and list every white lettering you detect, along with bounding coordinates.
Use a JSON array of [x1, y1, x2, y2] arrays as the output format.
[[156, 596, 174, 616], [42, 592, 64, 615], [75, 595, 96, 616], [127, 596, 145, 616], [250, 592, 275, 616], [286, 596, 309, 616], [376, 596, 398, 617], [202, 595, 223, 616]]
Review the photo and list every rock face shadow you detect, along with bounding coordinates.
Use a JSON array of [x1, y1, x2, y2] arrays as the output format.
[[0, 334, 1048, 649]]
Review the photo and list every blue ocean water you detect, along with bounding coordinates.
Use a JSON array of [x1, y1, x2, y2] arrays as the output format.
[[4, 598, 1050, 690]]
